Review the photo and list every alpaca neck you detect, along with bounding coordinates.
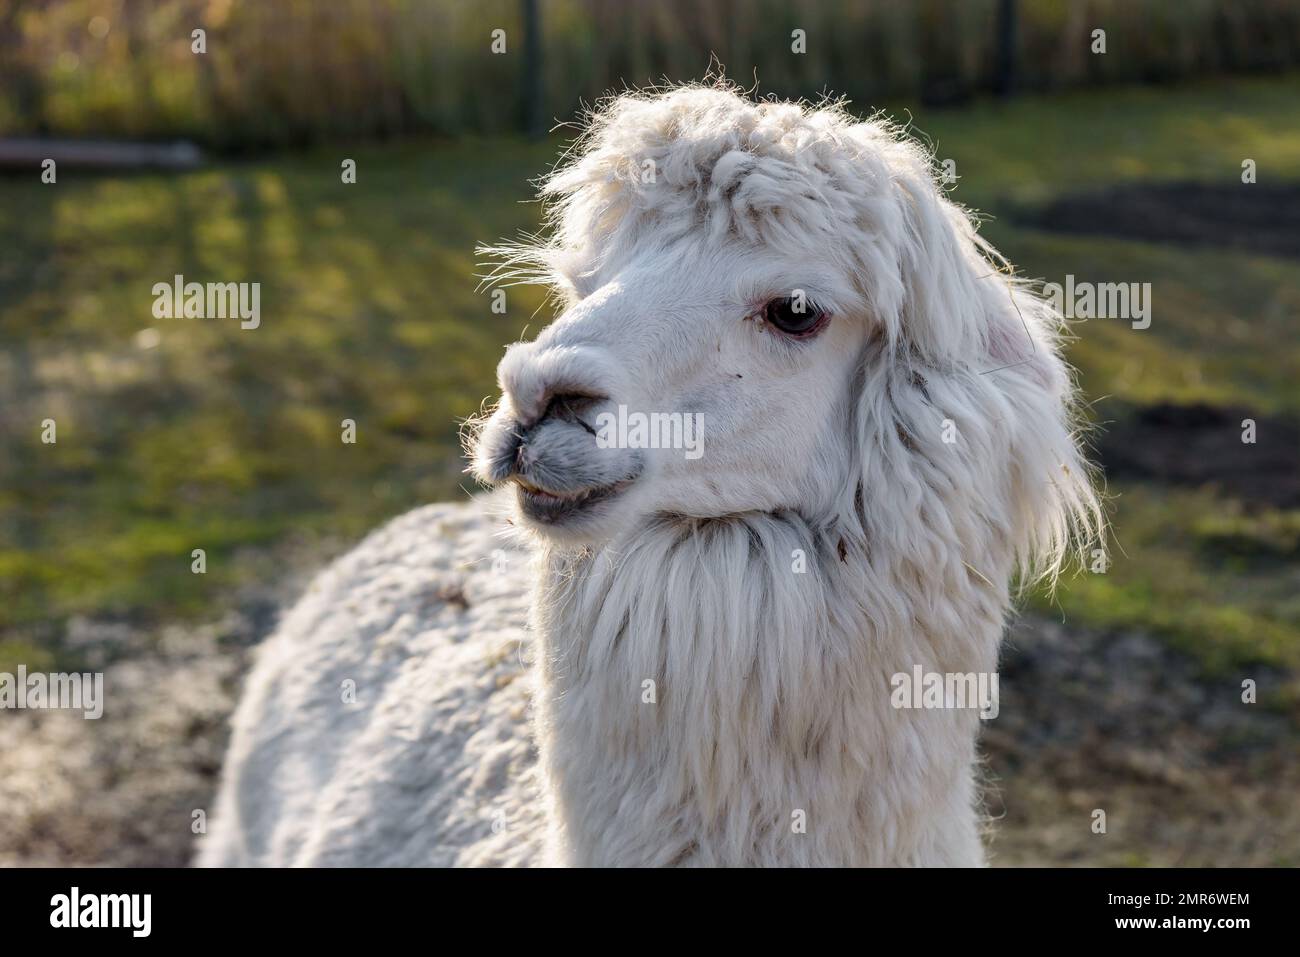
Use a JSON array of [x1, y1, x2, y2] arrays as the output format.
[[530, 509, 1007, 867]]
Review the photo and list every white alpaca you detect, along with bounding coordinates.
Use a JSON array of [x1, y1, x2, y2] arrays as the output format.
[[199, 82, 1100, 867]]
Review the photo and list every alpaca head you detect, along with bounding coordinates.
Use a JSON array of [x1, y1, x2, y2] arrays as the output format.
[[473, 81, 1100, 577]]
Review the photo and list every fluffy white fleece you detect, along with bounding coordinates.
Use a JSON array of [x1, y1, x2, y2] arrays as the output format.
[[198, 495, 546, 866], [201, 81, 1101, 867]]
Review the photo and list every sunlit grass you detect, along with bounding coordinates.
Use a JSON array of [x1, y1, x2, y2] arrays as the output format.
[[0, 136, 553, 641]]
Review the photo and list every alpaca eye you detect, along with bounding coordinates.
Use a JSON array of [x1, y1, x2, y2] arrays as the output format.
[[761, 296, 828, 338]]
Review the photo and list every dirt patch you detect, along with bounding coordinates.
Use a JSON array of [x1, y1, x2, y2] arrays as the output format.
[[1014, 182, 1300, 258], [1095, 402, 1300, 509], [0, 618, 248, 867], [0, 584, 291, 867], [987, 616, 1299, 866]]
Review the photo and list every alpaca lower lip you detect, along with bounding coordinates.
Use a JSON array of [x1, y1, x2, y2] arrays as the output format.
[[514, 477, 634, 523]]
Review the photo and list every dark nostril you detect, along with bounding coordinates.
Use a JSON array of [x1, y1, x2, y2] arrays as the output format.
[[500, 392, 603, 480], [539, 391, 605, 433]]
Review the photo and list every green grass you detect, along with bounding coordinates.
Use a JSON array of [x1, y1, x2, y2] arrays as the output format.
[[926, 75, 1300, 209], [0, 137, 554, 654], [1034, 485, 1300, 678], [2, 74, 1298, 677]]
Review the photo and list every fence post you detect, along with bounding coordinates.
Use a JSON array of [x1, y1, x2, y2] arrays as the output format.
[[522, 0, 546, 138], [993, 0, 1018, 97]]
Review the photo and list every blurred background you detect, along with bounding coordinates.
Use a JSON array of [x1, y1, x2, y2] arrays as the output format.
[[0, 0, 1297, 866]]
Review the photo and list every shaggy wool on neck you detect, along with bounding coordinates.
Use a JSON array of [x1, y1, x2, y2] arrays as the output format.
[[531, 505, 1007, 867]]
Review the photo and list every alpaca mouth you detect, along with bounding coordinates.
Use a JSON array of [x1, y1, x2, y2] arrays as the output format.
[[512, 475, 635, 523]]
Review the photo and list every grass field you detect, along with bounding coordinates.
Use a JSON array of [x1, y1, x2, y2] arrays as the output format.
[[2, 74, 1298, 694]]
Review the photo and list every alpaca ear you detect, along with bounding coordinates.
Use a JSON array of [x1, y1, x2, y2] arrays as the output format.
[[888, 164, 995, 365], [986, 284, 1071, 396], [889, 161, 1068, 396]]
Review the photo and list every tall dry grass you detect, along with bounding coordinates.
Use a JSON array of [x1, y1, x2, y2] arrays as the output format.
[[1, 0, 1299, 148]]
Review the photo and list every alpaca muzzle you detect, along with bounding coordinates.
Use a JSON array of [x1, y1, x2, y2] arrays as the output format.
[[472, 396, 642, 527], [474, 340, 645, 527]]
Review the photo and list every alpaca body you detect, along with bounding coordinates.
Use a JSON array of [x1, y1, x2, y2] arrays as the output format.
[[204, 82, 1100, 867], [198, 495, 546, 866], [201, 491, 999, 866]]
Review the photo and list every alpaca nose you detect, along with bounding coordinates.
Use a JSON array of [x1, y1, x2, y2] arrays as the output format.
[[473, 342, 624, 488], [496, 342, 619, 429]]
